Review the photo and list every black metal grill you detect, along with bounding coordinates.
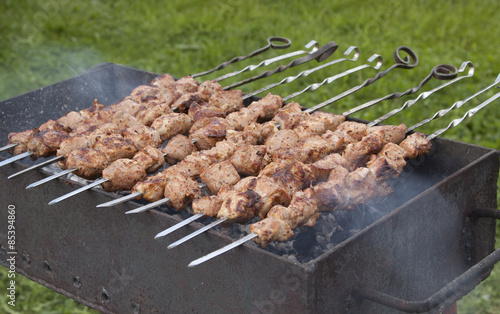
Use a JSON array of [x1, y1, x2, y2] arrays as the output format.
[[0, 63, 498, 313]]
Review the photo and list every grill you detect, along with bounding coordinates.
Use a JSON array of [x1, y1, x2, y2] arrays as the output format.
[[0, 62, 499, 313]]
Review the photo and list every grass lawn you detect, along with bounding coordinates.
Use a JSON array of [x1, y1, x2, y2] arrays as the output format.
[[1, 0, 500, 312]]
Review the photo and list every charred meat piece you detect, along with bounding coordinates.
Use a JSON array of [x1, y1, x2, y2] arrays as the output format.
[[26, 129, 69, 158], [293, 111, 345, 138], [173, 76, 199, 94], [208, 90, 243, 114], [399, 132, 432, 159], [366, 143, 407, 180], [271, 102, 308, 129], [164, 172, 202, 210], [247, 93, 283, 121], [65, 148, 109, 179], [230, 145, 271, 176], [171, 93, 204, 113], [310, 153, 348, 182], [7, 130, 33, 155], [102, 159, 147, 192], [200, 160, 241, 194], [122, 124, 162, 150], [197, 80, 223, 102], [217, 190, 262, 223], [135, 103, 174, 126], [264, 129, 301, 161], [132, 172, 168, 202], [93, 135, 138, 162], [132, 145, 165, 173], [161, 134, 197, 165], [189, 117, 232, 150], [225, 107, 260, 131], [188, 102, 225, 121], [150, 73, 176, 90], [150, 113, 194, 142]]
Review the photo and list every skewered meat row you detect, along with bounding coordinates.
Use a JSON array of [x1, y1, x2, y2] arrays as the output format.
[[5, 74, 231, 159], [129, 100, 350, 211], [191, 122, 407, 225], [250, 132, 432, 247]]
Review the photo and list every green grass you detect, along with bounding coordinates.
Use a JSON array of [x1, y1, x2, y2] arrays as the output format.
[[1, 0, 500, 312]]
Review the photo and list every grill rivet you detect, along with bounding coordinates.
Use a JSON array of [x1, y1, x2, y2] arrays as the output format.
[[21, 254, 31, 268], [131, 302, 140, 314], [42, 261, 52, 273], [101, 288, 110, 303], [73, 276, 82, 288]]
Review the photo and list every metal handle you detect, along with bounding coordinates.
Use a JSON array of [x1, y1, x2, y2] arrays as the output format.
[[191, 36, 292, 78], [352, 207, 500, 313]]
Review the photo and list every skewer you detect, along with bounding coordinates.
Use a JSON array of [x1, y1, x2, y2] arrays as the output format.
[[167, 217, 228, 248], [188, 88, 500, 267], [367, 61, 474, 127], [0, 143, 18, 153], [223, 41, 339, 90], [241, 46, 360, 100], [304, 45, 419, 114], [214, 40, 320, 82], [154, 213, 205, 239], [8, 155, 64, 179], [0, 151, 32, 168], [191, 36, 291, 78], [26, 168, 76, 189], [48, 178, 107, 205]]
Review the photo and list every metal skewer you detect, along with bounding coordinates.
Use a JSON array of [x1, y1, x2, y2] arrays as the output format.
[[26, 168, 76, 189], [223, 41, 339, 90], [191, 36, 292, 78], [8, 155, 64, 179], [214, 40, 320, 82], [48, 178, 107, 205], [154, 213, 205, 239], [367, 61, 474, 127], [304, 45, 419, 114], [0, 151, 32, 168], [187, 87, 500, 267], [241, 46, 360, 100], [167, 218, 228, 248], [0, 143, 18, 153]]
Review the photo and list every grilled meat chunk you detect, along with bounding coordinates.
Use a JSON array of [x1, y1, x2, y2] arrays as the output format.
[[150, 113, 194, 142], [293, 111, 345, 138], [135, 102, 174, 126], [7, 130, 33, 155], [122, 124, 162, 150], [188, 102, 226, 121], [271, 102, 308, 129], [247, 93, 283, 121], [93, 135, 138, 162], [102, 159, 147, 191], [150, 73, 176, 90], [161, 134, 197, 165], [200, 160, 240, 194], [164, 172, 202, 210], [171, 93, 204, 113], [189, 117, 232, 150], [26, 129, 69, 158], [366, 143, 407, 180], [173, 76, 199, 94], [230, 145, 271, 176], [399, 132, 432, 159], [208, 90, 243, 114], [133, 145, 165, 173], [197, 80, 223, 102], [217, 190, 262, 223], [310, 153, 348, 181], [65, 148, 109, 179]]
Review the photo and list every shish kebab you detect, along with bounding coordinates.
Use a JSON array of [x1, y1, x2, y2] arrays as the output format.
[[8, 41, 343, 189], [189, 88, 500, 267], [154, 61, 472, 241], [46, 51, 382, 204], [163, 62, 473, 248], [1, 38, 337, 167], [121, 58, 464, 224], [100, 46, 418, 211]]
